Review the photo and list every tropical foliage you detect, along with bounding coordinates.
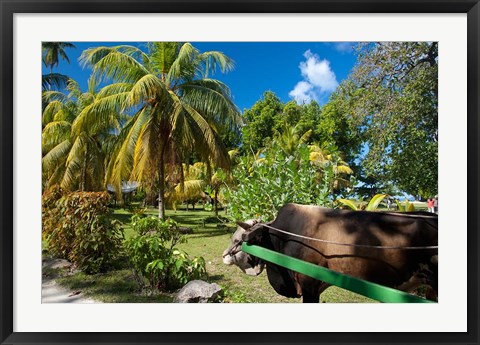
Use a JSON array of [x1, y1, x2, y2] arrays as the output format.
[[225, 139, 347, 221], [42, 78, 121, 191], [79, 42, 241, 219], [40, 41, 437, 290], [337, 193, 388, 211]]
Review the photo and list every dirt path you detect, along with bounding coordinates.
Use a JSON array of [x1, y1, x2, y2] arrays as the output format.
[[42, 277, 99, 303], [42, 258, 101, 304]]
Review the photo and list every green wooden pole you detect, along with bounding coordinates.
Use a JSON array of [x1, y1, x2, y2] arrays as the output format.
[[242, 243, 435, 303]]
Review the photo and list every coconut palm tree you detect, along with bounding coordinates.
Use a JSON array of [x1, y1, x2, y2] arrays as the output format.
[[274, 122, 312, 156], [42, 42, 77, 93], [79, 42, 241, 219], [42, 42, 77, 73], [42, 77, 121, 191]]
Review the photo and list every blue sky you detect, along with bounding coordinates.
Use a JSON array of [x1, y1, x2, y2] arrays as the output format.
[[44, 42, 358, 112]]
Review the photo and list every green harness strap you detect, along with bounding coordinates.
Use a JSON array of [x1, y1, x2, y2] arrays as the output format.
[[241, 243, 435, 303]]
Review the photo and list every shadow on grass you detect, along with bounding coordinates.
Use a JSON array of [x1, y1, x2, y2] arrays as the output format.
[[207, 274, 225, 283], [188, 229, 232, 239], [110, 211, 133, 225], [57, 270, 174, 303], [110, 206, 235, 240]]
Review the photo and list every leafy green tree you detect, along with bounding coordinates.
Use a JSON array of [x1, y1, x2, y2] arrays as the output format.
[[80, 43, 241, 219], [296, 100, 322, 142], [343, 42, 438, 198], [241, 91, 283, 152], [316, 87, 363, 165]]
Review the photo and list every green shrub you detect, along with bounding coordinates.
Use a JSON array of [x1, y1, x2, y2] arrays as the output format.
[[126, 204, 147, 216], [125, 215, 206, 291], [42, 188, 124, 274], [42, 185, 70, 253]]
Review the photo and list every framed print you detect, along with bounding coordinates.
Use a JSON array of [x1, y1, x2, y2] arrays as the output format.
[[1, 0, 479, 344]]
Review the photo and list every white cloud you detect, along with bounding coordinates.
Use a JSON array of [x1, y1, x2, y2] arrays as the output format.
[[289, 50, 339, 105], [289, 81, 316, 104], [333, 42, 354, 53]]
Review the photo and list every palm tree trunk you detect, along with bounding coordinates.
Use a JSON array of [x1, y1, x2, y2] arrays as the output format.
[[80, 148, 88, 192], [158, 154, 166, 220], [214, 188, 219, 217]]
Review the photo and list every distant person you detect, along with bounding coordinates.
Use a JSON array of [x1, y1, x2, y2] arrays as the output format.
[[386, 197, 392, 210], [427, 198, 435, 213]]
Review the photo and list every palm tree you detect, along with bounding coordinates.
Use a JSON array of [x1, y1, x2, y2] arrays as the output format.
[[42, 42, 77, 73], [42, 77, 121, 191], [42, 42, 76, 94], [79, 42, 241, 219], [274, 122, 312, 156]]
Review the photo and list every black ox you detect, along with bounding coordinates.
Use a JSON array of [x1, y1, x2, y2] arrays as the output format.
[[223, 203, 438, 303]]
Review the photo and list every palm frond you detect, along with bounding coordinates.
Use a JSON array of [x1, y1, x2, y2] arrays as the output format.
[[167, 179, 205, 203], [42, 73, 69, 90], [42, 121, 72, 153], [80, 47, 149, 84], [131, 113, 162, 183], [127, 74, 168, 107], [180, 102, 230, 170], [179, 79, 241, 126], [106, 107, 150, 194], [42, 90, 68, 104], [337, 198, 359, 211], [44, 164, 66, 190], [42, 139, 71, 175], [365, 194, 387, 211], [72, 92, 130, 136], [165, 42, 198, 84], [42, 100, 65, 125], [96, 83, 133, 99], [299, 129, 313, 144], [199, 51, 235, 76]]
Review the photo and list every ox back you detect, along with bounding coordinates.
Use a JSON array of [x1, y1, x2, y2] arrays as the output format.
[[254, 204, 438, 302]]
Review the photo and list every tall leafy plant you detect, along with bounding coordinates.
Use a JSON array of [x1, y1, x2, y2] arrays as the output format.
[[225, 142, 335, 221]]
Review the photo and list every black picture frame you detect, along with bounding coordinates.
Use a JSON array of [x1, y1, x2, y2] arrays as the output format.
[[1, 1, 479, 344]]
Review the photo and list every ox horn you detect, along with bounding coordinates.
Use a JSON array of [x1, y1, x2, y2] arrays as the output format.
[[236, 221, 252, 231]]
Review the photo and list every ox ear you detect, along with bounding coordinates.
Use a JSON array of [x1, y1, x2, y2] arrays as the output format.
[[242, 225, 264, 243], [236, 221, 252, 231]]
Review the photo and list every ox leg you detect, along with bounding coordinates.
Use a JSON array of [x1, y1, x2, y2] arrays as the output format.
[[302, 291, 319, 303], [299, 277, 329, 303]]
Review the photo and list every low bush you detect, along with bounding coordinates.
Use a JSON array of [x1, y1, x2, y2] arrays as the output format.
[[42, 188, 124, 274], [203, 215, 229, 224], [125, 215, 206, 291]]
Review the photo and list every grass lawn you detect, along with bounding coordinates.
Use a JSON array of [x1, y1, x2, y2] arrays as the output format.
[[53, 204, 376, 303]]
